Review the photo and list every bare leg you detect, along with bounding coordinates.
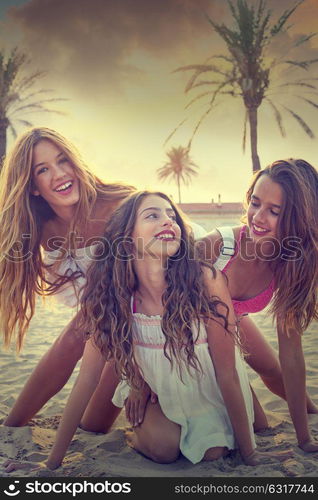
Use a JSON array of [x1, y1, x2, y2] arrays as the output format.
[[203, 447, 228, 461], [80, 360, 122, 433], [240, 316, 317, 413], [4, 312, 85, 427], [128, 400, 228, 464], [250, 385, 268, 432], [128, 400, 181, 463]]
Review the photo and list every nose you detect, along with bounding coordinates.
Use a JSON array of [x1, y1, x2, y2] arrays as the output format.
[[162, 215, 173, 227], [253, 207, 266, 225], [52, 163, 67, 180]]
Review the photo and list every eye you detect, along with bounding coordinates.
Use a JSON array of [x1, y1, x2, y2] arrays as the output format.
[[169, 214, 177, 221], [250, 201, 259, 208], [146, 213, 158, 219], [36, 166, 48, 175], [58, 157, 69, 164], [271, 210, 279, 216]]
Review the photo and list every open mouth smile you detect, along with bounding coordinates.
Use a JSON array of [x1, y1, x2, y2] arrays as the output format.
[[252, 223, 270, 235], [54, 181, 73, 194], [154, 230, 176, 241]]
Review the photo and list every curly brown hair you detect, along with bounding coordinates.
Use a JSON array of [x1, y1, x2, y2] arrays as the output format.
[[80, 191, 232, 389]]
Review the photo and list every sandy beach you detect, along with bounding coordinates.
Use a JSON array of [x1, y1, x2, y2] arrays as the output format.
[[0, 294, 317, 479]]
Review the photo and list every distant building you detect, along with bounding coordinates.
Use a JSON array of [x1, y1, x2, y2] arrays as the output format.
[[178, 201, 244, 231]]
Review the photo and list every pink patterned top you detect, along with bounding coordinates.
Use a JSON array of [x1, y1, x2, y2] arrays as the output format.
[[220, 225, 275, 316]]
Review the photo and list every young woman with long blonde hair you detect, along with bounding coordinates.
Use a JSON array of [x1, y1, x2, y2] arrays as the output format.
[[0, 127, 135, 430]]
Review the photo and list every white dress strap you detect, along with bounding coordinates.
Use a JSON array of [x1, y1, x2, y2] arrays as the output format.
[[213, 226, 236, 271]]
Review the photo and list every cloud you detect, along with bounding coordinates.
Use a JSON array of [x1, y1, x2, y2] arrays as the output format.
[[8, 0, 225, 95]]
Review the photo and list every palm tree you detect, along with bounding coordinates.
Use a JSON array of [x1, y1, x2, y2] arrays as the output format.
[[0, 47, 67, 166], [170, 0, 318, 172], [157, 146, 199, 203]]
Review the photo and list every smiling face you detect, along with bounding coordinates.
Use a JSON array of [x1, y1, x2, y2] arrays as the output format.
[[31, 139, 80, 214], [247, 174, 284, 243], [132, 194, 182, 260]]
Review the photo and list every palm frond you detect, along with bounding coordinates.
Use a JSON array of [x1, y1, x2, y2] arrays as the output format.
[[8, 123, 17, 139], [163, 117, 188, 147], [173, 64, 225, 74], [210, 54, 234, 64], [283, 105, 315, 138], [270, 0, 304, 36], [174, 64, 228, 94], [14, 71, 47, 93], [265, 98, 286, 137], [189, 80, 225, 91], [185, 91, 216, 110], [0, 47, 67, 154], [294, 33, 317, 47], [16, 89, 56, 102], [16, 119, 34, 128], [295, 96, 318, 109], [187, 102, 217, 150], [284, 58, 318, 70], [278, 82, 317, 90]]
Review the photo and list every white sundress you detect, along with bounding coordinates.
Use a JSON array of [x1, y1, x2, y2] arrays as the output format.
[[42, 244, 99, 308], [112, 304, 255, 464]]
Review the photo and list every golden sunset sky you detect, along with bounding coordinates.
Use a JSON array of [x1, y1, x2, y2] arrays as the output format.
[[1, 0, 318, 202]]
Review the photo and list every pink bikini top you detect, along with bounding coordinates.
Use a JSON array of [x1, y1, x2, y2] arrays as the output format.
[[214, 225, 275, 316]]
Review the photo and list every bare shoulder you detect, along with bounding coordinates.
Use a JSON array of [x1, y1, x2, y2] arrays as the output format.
[[91, 195, 121, 223], [196, 229, 223, 263]]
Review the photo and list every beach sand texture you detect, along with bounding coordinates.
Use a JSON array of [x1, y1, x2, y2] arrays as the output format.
[[0, 296, 317, 478]]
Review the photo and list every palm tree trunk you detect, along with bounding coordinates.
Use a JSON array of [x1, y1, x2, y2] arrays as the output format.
[[248, 107, 261, 172], [0, 118, 8, 169], [177, 176, 181, 203]]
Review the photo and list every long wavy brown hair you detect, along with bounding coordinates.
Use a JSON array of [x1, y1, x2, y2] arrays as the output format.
[[245, 159, 318, 334], [0, 127, 135, 350], [80, 190, 233, 389]]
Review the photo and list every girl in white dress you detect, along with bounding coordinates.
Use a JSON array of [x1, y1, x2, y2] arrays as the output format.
[[4, 191, 291, 472], [1, 127, 135, 433]]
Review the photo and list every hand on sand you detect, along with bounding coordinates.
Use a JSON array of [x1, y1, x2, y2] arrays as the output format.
[[3, 459, 48, 474], [243, 449, 294, 466], [298, 439, 318, 453]]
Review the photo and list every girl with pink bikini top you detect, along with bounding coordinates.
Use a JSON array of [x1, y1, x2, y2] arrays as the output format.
[[214, 225, 275, 316], [201, 158, 318, 454]]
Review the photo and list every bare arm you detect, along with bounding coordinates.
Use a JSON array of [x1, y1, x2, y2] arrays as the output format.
[[277, 323, 318, 451], [46, 338, 106, 469], [195, 230, 223, 264], [203, 268, 255, 460]]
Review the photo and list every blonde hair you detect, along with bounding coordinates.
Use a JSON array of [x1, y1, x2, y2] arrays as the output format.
[[0, 127, 135, 350]]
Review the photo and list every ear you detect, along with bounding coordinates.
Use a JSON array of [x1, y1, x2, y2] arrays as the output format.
[[31, 183, 40, 196]]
